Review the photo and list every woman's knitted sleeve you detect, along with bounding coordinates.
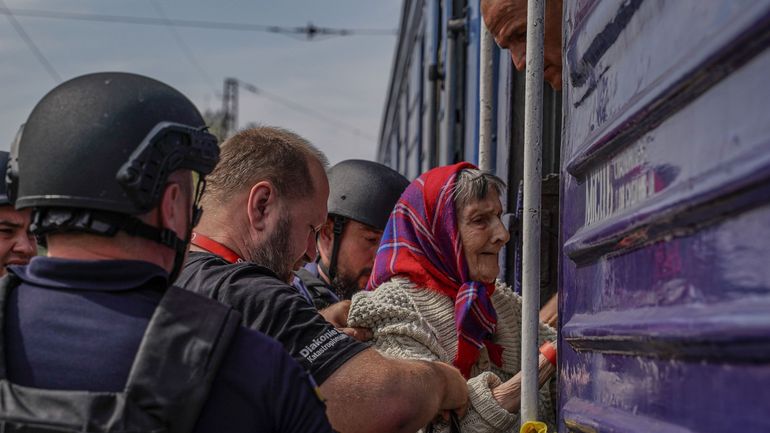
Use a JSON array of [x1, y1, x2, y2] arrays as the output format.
[[348, 281, 521, 433], [493, 280, 558, 346]]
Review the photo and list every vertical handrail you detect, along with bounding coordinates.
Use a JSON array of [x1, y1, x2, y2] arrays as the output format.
[[478, 19, 494, 171], [520, 0, 545, 424], [444, 13, 465, 167], [443, 32, 457, 167]]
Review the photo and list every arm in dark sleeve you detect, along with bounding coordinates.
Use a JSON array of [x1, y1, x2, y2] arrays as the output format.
[[228, 275, 369, 384], [269, 345, 334, 433], [196, 327, 333, 433]]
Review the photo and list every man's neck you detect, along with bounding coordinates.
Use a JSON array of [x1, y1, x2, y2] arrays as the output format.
[[47, 232, 170, 271], [192, 216, 250, 261]]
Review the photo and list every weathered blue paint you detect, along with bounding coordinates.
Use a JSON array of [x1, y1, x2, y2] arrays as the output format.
[[560, 1, 770, 432]]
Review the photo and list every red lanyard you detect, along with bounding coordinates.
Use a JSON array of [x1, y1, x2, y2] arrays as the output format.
[[191, 232, 244, 264]]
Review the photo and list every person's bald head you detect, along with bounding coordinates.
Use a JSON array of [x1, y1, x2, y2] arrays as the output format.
[[481, 0, 563, 90]]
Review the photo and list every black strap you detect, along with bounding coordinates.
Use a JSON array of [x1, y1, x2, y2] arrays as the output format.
[[124, 286, 241, 433], [0, 278, 240, 433], [0, 274, 22, 379], [119, 218, 181, 251], [294, 268, 338, 310], [327, 215, 347, 280]]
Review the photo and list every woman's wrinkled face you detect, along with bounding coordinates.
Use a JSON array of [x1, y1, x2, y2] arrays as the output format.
[[457, 189, 510, 283]]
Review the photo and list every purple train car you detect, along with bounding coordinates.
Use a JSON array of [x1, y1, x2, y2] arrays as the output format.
[[559, 1, 770, 432], [380, 0, 770, 431]]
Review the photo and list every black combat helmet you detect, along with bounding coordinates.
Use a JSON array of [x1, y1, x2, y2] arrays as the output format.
[[324, 159, 409, 279], [8, 72, 220, 280], [327, 159, 409, 231], [0, 151, 11, 206]]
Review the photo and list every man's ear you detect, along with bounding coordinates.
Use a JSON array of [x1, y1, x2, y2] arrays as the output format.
[[318, 217, 335, 242], [315, 217, 335, 256], [158, 182, 184, 236], [316, 217, 335, 263], [247, 181, 276, 231]]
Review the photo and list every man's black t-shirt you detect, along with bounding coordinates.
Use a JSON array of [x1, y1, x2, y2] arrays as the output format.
[[178, 251, 368, 384]]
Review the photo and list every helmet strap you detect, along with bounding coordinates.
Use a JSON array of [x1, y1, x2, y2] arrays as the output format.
[[327, 215, 347, 281], [31, 208, 191, 283], [119, 215, 191, 283]]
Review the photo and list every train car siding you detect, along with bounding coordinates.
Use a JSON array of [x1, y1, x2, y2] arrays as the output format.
[[379, 0, 770, 431]]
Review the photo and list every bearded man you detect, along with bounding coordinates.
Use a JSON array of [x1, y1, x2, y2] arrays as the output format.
[[176, 126, 469, 433]]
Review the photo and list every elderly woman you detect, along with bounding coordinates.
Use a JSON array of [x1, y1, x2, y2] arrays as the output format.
[[348, 162, 557, 432]]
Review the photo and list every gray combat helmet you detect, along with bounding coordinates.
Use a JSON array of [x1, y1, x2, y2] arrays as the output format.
[[324, 159, 409, 280]]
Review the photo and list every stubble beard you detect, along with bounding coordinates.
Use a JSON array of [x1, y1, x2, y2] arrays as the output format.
[[249, 211, 295, 282], [330, 267, 371, 300]]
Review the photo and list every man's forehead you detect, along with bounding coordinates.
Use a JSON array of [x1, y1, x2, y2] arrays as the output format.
[[307, 156, 329, 190], [349, 220, 383, 236], [0, 206, 30, 226], [313, 165, 330, 223], [484, 0, 528, 35], [484, 0, 528, 19]]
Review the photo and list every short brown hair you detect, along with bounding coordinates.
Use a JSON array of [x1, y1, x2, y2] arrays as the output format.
[[202, 126, 328, 206]]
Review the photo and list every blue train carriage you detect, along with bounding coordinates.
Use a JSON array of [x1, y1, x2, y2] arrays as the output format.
[[379, 0, 489, 178], [380, 0, 770, 431], [559, 0, 770, 432]]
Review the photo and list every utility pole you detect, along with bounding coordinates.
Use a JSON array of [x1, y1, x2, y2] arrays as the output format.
[[221, 77, 239, 139]]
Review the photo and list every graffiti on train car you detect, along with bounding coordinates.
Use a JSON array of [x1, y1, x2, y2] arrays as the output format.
[[584, 143, 679, 227], [584, 144, 647, 226]]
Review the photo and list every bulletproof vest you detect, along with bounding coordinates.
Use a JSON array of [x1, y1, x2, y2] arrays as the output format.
[[294, 267, 339, 310], [0, 274, 241, 433]]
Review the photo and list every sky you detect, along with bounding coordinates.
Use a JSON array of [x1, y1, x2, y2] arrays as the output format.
[[0, 1, 402, 164]]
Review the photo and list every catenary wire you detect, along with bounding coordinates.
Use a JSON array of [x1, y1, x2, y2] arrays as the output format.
[[0, 7, 397, 39], [0, 0, 62, 83], [149, 0, 219, 95], [238, 80, 377, 142]]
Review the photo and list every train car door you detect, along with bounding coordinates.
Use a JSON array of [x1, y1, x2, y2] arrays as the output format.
[[559, 1, 770, 432]]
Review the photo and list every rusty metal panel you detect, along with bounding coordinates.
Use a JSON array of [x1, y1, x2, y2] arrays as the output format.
[[559, 0, 770, 432]]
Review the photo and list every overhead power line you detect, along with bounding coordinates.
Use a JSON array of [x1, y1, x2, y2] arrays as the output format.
[[245, 84, 378, 142], [149, 0, 218, 94], [0, 1, 61, 83], [234, 78, 376, 142], [0, 7, 397, 40]]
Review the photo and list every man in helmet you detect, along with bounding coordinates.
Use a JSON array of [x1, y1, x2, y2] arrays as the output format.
[[0, 150, 35, 275], [1, 72, 331, 433], [294, 159, 409, 314], [177, 127, 469, 433]]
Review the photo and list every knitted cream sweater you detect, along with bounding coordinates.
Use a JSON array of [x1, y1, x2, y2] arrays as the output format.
[[348, 277, 557, 433]]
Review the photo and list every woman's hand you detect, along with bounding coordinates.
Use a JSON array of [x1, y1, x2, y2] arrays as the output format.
[[338, 326, 373, 342], [321, 299, 373, 341], [539, 294, 558, 329], [320, 299, 351, 328], [491, 354, 557, 413]]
